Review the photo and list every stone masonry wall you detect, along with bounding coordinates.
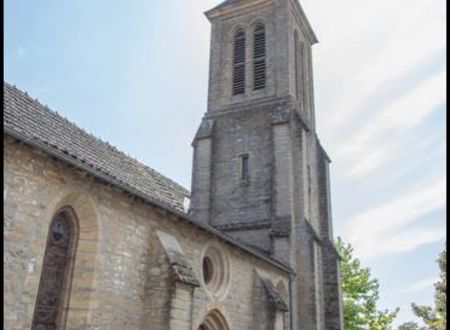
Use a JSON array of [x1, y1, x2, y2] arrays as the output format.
[[210, 106, 274, 227], [4, 136, 290, 330]]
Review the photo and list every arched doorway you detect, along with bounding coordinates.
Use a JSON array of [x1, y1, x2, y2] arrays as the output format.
[[198, 309, 230, 330], [31, 208, 78, 330]]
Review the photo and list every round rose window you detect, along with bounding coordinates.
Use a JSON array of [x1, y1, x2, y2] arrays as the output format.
[[201, 244, 231, 300]]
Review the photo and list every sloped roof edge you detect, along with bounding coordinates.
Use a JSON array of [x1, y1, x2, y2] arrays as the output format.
[[3, 82, 294, 275]]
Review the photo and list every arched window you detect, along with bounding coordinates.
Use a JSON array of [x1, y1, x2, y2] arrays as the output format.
[[32, 210, 77, 330], [253, 23, 266, 90], [198, 309, 230, 330], [294, 30, 301, 99], [233, 29, 246, 95]]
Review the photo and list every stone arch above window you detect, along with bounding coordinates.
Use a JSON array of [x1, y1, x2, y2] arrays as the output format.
[[198, 309, 230, 330], [31, 208, 78, 330], [33, 188, 100, 328]]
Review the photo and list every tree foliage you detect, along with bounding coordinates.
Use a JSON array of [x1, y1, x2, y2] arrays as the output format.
[[411, 248, 446, 330], [336, 237, 399, 330], [397, 321, 426, 330]]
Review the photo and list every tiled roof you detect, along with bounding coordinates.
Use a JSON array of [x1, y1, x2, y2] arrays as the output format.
[[3, 82, 295, 274], [3, 82, 190, 212]]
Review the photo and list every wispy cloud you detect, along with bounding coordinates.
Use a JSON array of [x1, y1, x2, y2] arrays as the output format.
[[343, 177, 446, 259], [307, 0, 446, 137], [404, 276, 439, 293], [336, 69, 446, 177], [376, 228, 446, 259]]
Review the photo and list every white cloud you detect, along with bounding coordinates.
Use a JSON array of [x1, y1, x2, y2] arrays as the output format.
[[302, 0, 446, 139], [355, 0, 446, 84], [346, 177, 446, 233], [373, 228, 446, 258], [404, 276, 439, 293], [369, 70, 445, 131], [336, 69, 446, 177], [343, 177, 447, 259], [346, 147, 392, 178]]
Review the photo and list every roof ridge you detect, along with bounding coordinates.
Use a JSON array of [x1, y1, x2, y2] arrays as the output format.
[[4, 81, 190, 207], [3, 83, 296, 274]]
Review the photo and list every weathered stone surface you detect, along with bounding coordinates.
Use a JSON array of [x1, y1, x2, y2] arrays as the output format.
[[190, 0, 345, 329], [4, 0, 344, 328], [4, 138, 290, 330]]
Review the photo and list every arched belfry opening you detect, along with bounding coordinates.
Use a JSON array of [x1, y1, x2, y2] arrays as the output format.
[[253, 22, 266, 90], [31, 208, 78, 330], [232, 28, 246, 95], [198, 309, 230, 330]]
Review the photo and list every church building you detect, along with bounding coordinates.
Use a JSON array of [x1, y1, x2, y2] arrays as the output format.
[[4, 0, 344, 329]]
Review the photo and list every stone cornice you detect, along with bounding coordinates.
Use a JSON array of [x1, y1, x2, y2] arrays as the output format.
[[4, 128, 295, 275], [316, 137, 332, 163], [270, 216, 292, 238], [304, 218, 322, 243], [323, 238, 342, 260], [205, 0, 272, 21], [206, 95, 289, 117], [192, 118, 216, 146], [289, 0, 319, 45], [214, 219, 272, 231], [214, 216, 291, 238]]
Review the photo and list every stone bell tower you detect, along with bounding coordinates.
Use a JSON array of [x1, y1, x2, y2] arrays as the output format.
[[190, 0, 344, 329]]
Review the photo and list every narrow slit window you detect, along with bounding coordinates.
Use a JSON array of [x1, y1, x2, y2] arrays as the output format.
[[233, 30, 246, 95], [300, 42, 308, 111], [307, 164, 312, 217], [307, 165, 312, 196], [294, 31, 300, 99], [241, 154, 250, 181], [253, 23, 266, 90], [313, 241, 323, 328]]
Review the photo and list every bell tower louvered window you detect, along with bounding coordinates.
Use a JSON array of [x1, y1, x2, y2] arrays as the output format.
[[233, 29, 246, 95], [253, 23, 266, 90]]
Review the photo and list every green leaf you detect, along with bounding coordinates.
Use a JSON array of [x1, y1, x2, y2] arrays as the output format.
[[335, 237, 399, 330]]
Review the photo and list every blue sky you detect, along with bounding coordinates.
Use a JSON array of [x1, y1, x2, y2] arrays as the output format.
[[5, 0, 446, 326]]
